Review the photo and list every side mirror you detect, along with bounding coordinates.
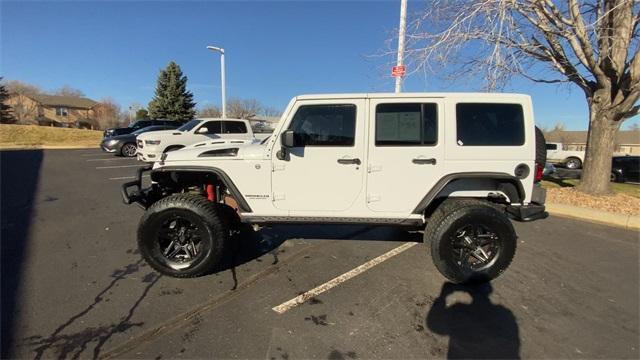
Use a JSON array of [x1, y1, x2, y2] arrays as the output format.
[[277, 129, 295, 160], [281, 129, 295, 148]]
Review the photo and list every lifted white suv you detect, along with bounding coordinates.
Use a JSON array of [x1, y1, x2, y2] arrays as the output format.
[[122, 93, 548, 283]]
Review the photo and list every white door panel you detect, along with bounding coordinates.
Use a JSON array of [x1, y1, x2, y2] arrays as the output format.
[[366, 99, 444, 213], [272, 100, 366, 212]]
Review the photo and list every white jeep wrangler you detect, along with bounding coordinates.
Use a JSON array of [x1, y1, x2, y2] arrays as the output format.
[[122, 93, 548, 284]]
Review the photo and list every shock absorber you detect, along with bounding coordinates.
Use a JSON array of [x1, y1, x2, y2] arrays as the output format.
[[206, 184, 216, 202]]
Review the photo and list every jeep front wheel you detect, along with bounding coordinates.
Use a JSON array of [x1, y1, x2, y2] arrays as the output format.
[[137, 194, 228, 278], [425, 200, 516, 284]]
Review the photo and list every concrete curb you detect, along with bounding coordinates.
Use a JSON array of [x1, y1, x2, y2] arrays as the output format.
[[546, 203, 640, 231], [0, 145, 98, 150]]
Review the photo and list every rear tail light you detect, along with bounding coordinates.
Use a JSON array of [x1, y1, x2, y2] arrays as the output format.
[[535, 163, 543, 182]]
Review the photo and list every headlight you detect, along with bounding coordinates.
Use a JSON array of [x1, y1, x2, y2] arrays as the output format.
[[145, 140, 161, 145]]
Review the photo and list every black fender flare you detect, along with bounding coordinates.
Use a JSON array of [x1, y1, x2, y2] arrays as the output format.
[[412, 172, 525, 214], [151, 166, 253, 213]]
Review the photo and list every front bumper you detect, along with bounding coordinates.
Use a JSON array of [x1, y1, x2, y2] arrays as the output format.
[[121, 165, 158, 208], [101, 140, 120, 153]]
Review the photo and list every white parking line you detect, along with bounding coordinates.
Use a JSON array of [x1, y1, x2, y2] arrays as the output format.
[[96, 164, 146, 169], [81, 153, 113, 157], [109, 175, 150, 180], [87, 157, 137, 162], [272, 242, 418, 314]]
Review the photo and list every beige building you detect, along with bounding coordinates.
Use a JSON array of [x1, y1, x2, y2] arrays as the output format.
[[545, 130, 640, 155], [5, 93, 101, 128]]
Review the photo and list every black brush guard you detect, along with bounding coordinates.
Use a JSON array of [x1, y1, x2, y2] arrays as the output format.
[[121, 165, 157, 208]]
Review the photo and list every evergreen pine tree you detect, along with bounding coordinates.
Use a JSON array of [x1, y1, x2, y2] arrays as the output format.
[[0, 78, 16, 124], [148, 61, 196, 121]]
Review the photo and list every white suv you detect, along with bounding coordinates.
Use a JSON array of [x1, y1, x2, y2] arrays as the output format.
[[123, 93, 548, 284], [135, 118, 257, 162]]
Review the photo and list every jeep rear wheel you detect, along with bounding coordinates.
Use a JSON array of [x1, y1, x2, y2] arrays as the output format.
[[425, 200, 516, 284], [137, 194, 228, 278]]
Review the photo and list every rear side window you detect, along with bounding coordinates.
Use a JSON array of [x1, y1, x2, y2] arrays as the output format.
[[199, 121, 222, 134], [288, 104, 356, 146], [375, 103, 437, 146], [223, 121, 248, 134], [456, 103, 524, 146]]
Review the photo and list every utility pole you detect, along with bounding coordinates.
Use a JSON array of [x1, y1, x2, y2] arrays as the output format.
[[206, 45, 226, 118], [395, 0, 408, 93]]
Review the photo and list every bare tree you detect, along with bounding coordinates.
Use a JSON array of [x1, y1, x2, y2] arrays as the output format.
[[262, 106, 282, 117], [198, 105, 222, 118], [401, 0, 639, 195], [3, 80, 43, 96], [53, 85, 85, 97], [226, 98, 262, 119], [94, 98, 121, 130], [546, 121, 570, 144]]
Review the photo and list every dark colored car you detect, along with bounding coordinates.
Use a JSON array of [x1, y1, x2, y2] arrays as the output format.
[[611, 156, 640, 183], [101, 125, 178, 157], [103, 119, 180, 138]]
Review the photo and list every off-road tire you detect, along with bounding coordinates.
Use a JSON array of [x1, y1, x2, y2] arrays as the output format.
[[535, 126, 547, 165], [424, 199, 517, 284], [137, 194, 229, 278]]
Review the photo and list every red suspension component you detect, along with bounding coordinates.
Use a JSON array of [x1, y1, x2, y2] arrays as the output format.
[[206, 184, 216, 202]]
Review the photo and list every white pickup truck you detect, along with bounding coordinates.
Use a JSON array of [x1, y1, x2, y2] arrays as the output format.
[[136, 118, 257, 162], [546, 142, 584, 169]]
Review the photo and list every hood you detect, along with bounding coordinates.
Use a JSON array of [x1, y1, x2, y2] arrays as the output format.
[[102, 133, 135, 143], [137, 129, 183, 140], [159, 142, 267, 163]]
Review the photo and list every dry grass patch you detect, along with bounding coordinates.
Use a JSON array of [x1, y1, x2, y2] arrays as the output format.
[[542, 179, 640, 216], [0, 124, 102, 148]]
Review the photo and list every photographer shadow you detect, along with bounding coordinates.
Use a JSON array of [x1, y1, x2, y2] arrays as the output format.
[[426, 282, 520, 359]]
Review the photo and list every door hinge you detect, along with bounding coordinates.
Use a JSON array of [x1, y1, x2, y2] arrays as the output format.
[[273, 193, 285, 201], [367, 164, 382, 173], [367, 194, 381, 203]]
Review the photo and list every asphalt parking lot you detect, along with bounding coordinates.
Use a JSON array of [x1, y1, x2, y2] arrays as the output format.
[[1, 149, 638, 359]]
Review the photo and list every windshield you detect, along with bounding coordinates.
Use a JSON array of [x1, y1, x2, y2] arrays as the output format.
[[128, 121, 148, 129], [178, 120, 202, 132]]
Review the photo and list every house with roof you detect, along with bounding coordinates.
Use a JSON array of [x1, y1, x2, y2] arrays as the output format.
[[5, 93, 101, 128]]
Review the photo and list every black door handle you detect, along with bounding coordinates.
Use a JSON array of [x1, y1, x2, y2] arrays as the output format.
[[337, 158, 361, 165], [412, 158, 437, 165]]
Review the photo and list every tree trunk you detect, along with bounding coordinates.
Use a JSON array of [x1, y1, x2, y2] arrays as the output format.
[[578, 102, 620, 195]]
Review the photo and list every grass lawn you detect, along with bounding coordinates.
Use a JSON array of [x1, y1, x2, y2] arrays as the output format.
[[0, 124, 102, 148], [541, 178, 640, 198]]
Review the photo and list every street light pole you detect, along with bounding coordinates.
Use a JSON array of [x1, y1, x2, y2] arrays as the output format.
[[395, 0, 408, 93], [206, 45, 226, 118]]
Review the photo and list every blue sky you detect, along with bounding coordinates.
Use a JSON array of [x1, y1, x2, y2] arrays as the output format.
[[1, 0, 637, 130]]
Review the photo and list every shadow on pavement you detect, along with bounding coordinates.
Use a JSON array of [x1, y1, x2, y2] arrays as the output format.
[[21, 259, 161, 359], [1, 150, 43, 358], [217, 224, 421, 289], [426, 282, 520, 359]]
